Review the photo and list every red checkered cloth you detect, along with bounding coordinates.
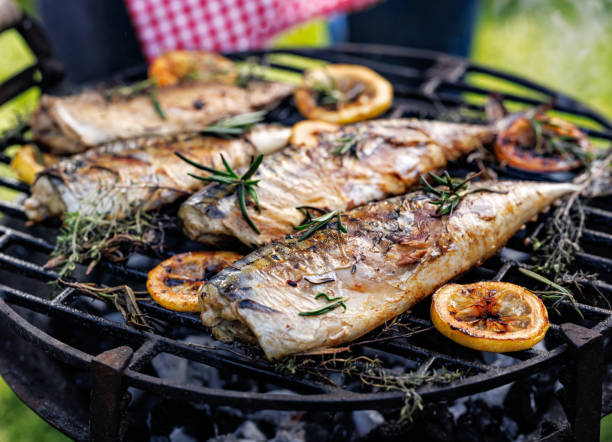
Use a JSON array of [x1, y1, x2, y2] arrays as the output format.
[[124, 0, 378, 60]]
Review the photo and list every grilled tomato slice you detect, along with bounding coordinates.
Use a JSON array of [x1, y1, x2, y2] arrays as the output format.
[[149, 50, 236, 87], [290, 120, 339, 148], [147, 251, 242, 312], [431, 282, 549, 352], [494, 114, 592, 172], [10, 145, 58, 184], [294, 64, 393, 124]]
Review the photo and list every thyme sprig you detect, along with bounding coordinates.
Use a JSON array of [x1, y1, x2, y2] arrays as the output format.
[[103, 79, 166, 119], [199, 110, 266, 136], [529, 151, 612, 277], [176, 152, 263, 233], [298, 292, 348, 317], [59, 280, 153, 329], [518, 267, 583, 318], [295, 207, 347, 241], [275, 354, 461, 422], [46, 199, 172, 278], [420, 171, 504, 216]]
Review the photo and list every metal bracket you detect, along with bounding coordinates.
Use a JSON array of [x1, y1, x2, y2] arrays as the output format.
[[89, 346, 134, 442], [558, 323, 604, 442]]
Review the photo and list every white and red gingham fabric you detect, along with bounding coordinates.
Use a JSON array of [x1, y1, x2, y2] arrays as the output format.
[[124, 0, 378, 60]]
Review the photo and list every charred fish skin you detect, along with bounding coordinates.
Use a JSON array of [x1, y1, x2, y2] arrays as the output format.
[[30, 81, 294, 154], [179, 118, 495, 247], [201, 181, 577, 360], [23, 125, 291, 222]]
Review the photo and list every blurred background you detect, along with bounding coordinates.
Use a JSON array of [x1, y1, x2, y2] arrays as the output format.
[[0, 0, 611, 440]]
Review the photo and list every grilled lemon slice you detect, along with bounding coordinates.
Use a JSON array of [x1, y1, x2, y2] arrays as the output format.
[[294, 64, 393, 124], [494, 115, 592, 172], [149, 50, 236, 87], [431, 282, 549, 352], [147, 251, 242, 312], [10, 145, 58, 184], [290, 120, 339, 148]]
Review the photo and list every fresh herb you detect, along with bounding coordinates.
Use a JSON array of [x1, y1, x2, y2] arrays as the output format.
[[59, 280, 153, 329], [199, 111, 266, 136], [46, 201, 172, 278], [529, 117, 592, 166], [298, 292, 348, 316], [420, 171, 505, 216], [294, 207, 347, 241], [332, 134, 359, 157], [305, 69, 365, 108], [526, 151, 612, 311], [518, 267, 583, 318], [103, 79, 166, 119], [276, 354, 461, 422], [148, 88, 166, 119], [176, 152, 263, 234], [529, 151, 612, 277]]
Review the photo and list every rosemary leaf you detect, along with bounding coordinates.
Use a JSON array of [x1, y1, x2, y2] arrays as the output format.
[[299, 292, 348, 316], [200, 111, 267, 136], [238, 183, 260, 234], [420, 171, 505, 216], [177, 153, 265, 234], [149, 89, 166, 120], [295, 208, 346, 241]]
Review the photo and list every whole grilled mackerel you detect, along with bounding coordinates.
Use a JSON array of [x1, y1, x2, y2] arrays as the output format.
[[179, 119, 496, 247], [201, 180, 577, 360], [23, 125, 291, 222], [30, 81, 294, 154]]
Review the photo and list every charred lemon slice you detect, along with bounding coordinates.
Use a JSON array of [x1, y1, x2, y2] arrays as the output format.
[[147, 251, 242, 312], [431, 282, 549, 352], [494, 114, 592, 172], [10, 145, 58, 184], [149, 50, 236, 87], [294, 64, 393, 124], [290, 120, 339, 148]]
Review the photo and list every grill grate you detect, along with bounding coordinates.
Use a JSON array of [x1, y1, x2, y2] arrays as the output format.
[[0, 45, 611, 440]]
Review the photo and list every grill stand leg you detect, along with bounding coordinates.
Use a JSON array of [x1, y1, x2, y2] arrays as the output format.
[[89, 346, 134, 442], [558, 323, 604, 442]]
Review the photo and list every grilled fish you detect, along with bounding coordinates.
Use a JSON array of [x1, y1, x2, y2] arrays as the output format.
[[201, 180, 577, 360], [23, 125, 292, 222], [30, 81, 294, 154], [180, 118, 496, 247]]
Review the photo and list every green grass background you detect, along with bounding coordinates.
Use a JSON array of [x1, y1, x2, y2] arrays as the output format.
[[1, 0, 611, 440]]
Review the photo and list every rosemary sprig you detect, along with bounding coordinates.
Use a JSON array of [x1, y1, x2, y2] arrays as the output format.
[[529, 117, 592, 166], [305, 69, 364, 108], [103, 79, 166, 119], [199, 110, 266, 136], [298, 292, 348, 316], [176, 152, 263, 233], [294, 208, 347, 241], [332, 134, 359, 157], [420, 171, 504, 216]]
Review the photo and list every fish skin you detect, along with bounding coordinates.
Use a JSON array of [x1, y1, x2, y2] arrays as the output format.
[[201, 180, 577, 360], [30, 81, 294, 154], [23, 125, 291, 222], [179, 119, 496, 247]]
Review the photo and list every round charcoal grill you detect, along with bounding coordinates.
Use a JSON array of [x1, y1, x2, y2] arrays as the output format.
[[0, 12, 612, 442]]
